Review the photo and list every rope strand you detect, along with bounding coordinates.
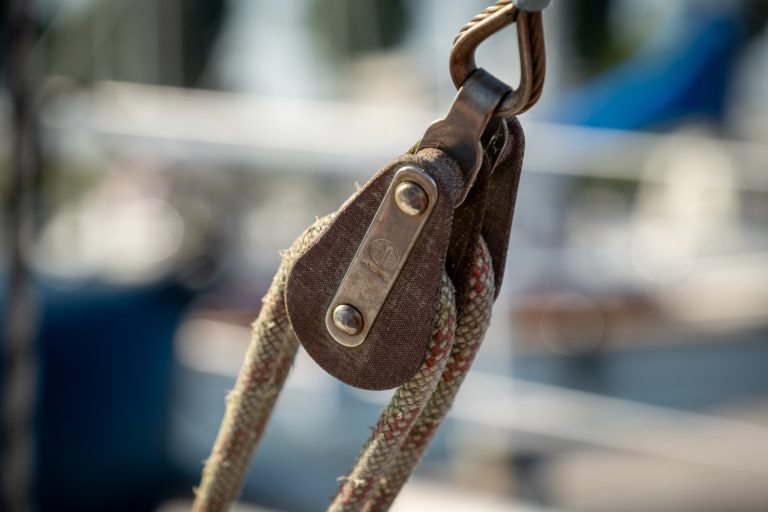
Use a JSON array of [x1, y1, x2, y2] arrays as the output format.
[[328, 274, 457, 511], [368, 239, 495, 511], [193, 217, 334, 511]]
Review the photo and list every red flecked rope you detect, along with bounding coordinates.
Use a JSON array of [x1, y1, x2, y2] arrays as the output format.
[[368, 239, 493, 510], [336, 239, 494, 512], [193, 216, 495, 512], [328, 273, 457, 512]]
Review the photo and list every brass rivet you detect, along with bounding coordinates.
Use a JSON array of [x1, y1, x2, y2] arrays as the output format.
[[332, 304, 364, 336], [395, 181, 428, 216]]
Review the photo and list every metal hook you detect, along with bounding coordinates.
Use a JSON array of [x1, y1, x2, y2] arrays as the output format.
[[418, 1, 548, 205], [450, 2, 546, 116]]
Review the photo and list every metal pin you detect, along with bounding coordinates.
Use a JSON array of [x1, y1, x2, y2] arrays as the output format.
[[394, 181, 428, 216], [332, 304, 364, 336]]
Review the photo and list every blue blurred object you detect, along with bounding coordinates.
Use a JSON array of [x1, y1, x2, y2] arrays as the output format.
[[30, 280, 194, 511], [551, 6, 750, 129]]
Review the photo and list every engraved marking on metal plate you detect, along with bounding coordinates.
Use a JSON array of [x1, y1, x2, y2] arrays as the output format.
[[326, 165, 438, 347], [369, 239, 399, 270]]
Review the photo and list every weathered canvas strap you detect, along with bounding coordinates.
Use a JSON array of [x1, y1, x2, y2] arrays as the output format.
[[285, 149, 464, 390]]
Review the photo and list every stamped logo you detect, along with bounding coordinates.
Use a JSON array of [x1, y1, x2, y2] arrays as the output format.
[[369, 239, 399, 270]]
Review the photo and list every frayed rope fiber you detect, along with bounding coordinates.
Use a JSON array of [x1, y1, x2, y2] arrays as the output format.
[[193, 215, 495, 512]]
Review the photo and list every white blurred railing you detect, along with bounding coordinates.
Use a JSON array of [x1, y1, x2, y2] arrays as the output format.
[[39, 81, 768, 190]]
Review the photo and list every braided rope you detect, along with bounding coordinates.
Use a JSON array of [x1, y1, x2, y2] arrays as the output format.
[[193, 216, 334, 511], [368, 238, 495, 512], [194, 223, 497, 512], [328, 274, 457, 511]]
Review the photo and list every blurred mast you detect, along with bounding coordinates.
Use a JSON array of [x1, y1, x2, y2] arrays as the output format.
[[3, 0, 42, 511]]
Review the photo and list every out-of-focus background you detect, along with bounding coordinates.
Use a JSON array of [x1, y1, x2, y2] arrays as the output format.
[[2, 0, 768, 510]]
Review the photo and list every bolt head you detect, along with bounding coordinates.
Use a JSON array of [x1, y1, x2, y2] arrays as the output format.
[[395, 181, 428, 216], [332, 304, 364, 336]]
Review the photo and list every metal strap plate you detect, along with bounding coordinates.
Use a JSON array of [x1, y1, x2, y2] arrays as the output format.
[[325, 165, 438, 347]]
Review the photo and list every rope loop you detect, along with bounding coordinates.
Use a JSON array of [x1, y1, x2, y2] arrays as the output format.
[[193, 216, 496, 512]]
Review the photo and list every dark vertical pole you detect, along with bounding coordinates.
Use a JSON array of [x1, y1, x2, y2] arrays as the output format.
[[3, 0, 41, 510], [158, 0, 184, 85]]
